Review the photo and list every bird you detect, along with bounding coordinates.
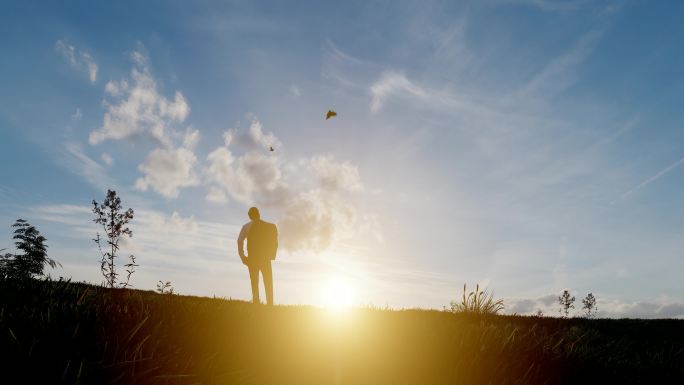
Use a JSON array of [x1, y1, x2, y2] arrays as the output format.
[[326, 110, 337, 120], [269, 146, 275, 152]]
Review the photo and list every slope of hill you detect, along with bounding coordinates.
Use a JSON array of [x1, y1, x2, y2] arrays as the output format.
[[1, 278, 682, 384]]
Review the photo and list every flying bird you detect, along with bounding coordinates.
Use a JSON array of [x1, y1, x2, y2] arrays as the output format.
[[326, 110, 337, 120], [269, 146, 275, 152]]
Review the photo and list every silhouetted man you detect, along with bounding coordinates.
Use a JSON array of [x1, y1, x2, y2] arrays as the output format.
[[237, 207, 278, 305]]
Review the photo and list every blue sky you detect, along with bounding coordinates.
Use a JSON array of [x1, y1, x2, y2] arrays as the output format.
[[2, 0, 684, 317]]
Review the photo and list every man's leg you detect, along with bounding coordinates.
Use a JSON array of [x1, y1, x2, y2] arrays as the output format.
[[248, 261, 261, 304], [262, 260, 274, 306]]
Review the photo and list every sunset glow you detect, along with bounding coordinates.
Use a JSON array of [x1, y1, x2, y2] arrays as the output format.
[[320, 277, 357, 312]]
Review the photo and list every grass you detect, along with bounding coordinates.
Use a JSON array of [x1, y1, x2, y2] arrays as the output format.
[[448, 283, 505, 314], [1, 278, 683, 384]]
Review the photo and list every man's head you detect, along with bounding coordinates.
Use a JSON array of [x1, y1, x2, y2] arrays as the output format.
[[248, 206, 260, 220]]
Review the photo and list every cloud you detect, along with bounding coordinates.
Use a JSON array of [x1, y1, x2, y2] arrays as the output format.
[[204, 117, 368, 252], [62, 142, 117, 190], [88, 45, 199, 199], [368, 70, 491, 118], [89, 48, 190, 146], [506, 293, 684, 319], [28, 204, 243, 292], [290, 84, 301, 96], [100, 153, 113, 166], [205, 141, 285, 205], [601, 299, 684, 319], [71, 108, 82, 121], [309, 155, 363, 192], [55, 40, 98, 84], [135, 144, 200, 198], [495, 0, 590, 12], [224, 118, 281, 151], [621, 156, 684, 199], [206, 186, 228, 203], [514, 29, 601, 101], [370, 71, 429, 112]]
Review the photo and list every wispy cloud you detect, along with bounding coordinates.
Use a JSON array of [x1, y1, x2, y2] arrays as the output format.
[[494, 0, 590, 12], [62, 141, 117, 190], [100, 153, 113, 166], [370, 71, 428, 113], [71, 108, 82, 121], [513, 29, 602, 101], [621, 156, 684, 199], [289, 84, 300, 97], [55, 40, 98, 84]]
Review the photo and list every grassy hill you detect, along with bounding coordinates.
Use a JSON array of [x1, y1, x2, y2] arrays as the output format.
[[1, 278, 683, 384]]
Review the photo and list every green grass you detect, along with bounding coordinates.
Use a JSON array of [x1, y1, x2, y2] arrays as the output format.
[[1, 278, 683, 384]]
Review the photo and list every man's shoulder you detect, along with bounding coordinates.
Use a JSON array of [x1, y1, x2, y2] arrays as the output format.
[[240, 221, 252, 234]]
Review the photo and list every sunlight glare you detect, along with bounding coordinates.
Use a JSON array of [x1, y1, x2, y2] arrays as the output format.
[[321, 277, 357, 313]]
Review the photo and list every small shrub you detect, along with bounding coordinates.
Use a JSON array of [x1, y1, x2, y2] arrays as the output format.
[[156, 280, 174, 295], [558, 289, 575, 318], [92, 189, 137, 288], [582, 292, 597, 318], [449, 283, 504, 315]]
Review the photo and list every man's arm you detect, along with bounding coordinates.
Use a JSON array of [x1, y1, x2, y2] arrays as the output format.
[[237, 223, 250, 265]]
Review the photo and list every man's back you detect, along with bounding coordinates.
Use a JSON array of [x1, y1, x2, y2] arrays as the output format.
[[246, 219, 278, 260]]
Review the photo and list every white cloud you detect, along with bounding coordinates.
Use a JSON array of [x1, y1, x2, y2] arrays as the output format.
[[89, 49, 190, 146], [104, 80, 127, 97], [71, 108, 82, 121], [100, 153, 114, 166], [224, 118, 281, 151], [370, 71, 428, 112], [135, 146, 200, 198], [204, 117, 369, 252], [182, 127, 200, 149], [55, 40, 98, 84], [205, 144, 284, 204], [309, 155, 363, 192], [206, 186, 228, 203], [88, 46, 200, 199], [369, 70, 488, 117]]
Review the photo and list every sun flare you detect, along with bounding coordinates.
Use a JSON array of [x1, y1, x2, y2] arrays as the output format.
[[321, 277, 357, 312]]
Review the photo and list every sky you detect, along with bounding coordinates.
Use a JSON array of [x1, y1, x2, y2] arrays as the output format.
[[2, 0, 684, 317]]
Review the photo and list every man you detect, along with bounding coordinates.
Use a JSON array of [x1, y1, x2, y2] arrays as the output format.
[[237, 207, 278, 305]]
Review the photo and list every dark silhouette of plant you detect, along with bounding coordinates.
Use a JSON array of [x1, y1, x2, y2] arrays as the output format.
[[156, 280, 174, 295], [535, 309, 544, 317], [582, 292, 597, 318], [449, 283, 504, 315], [0, 219, 59, 279], [558, 289, 575, 318], [0, 248, 12, 279], [92, 189, 137, 288]]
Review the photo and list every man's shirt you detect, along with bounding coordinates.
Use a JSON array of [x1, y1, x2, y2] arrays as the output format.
[[237, 219, 279, 260]]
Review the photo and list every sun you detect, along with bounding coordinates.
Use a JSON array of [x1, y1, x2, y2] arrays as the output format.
[[321, 277, 357, 312]]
